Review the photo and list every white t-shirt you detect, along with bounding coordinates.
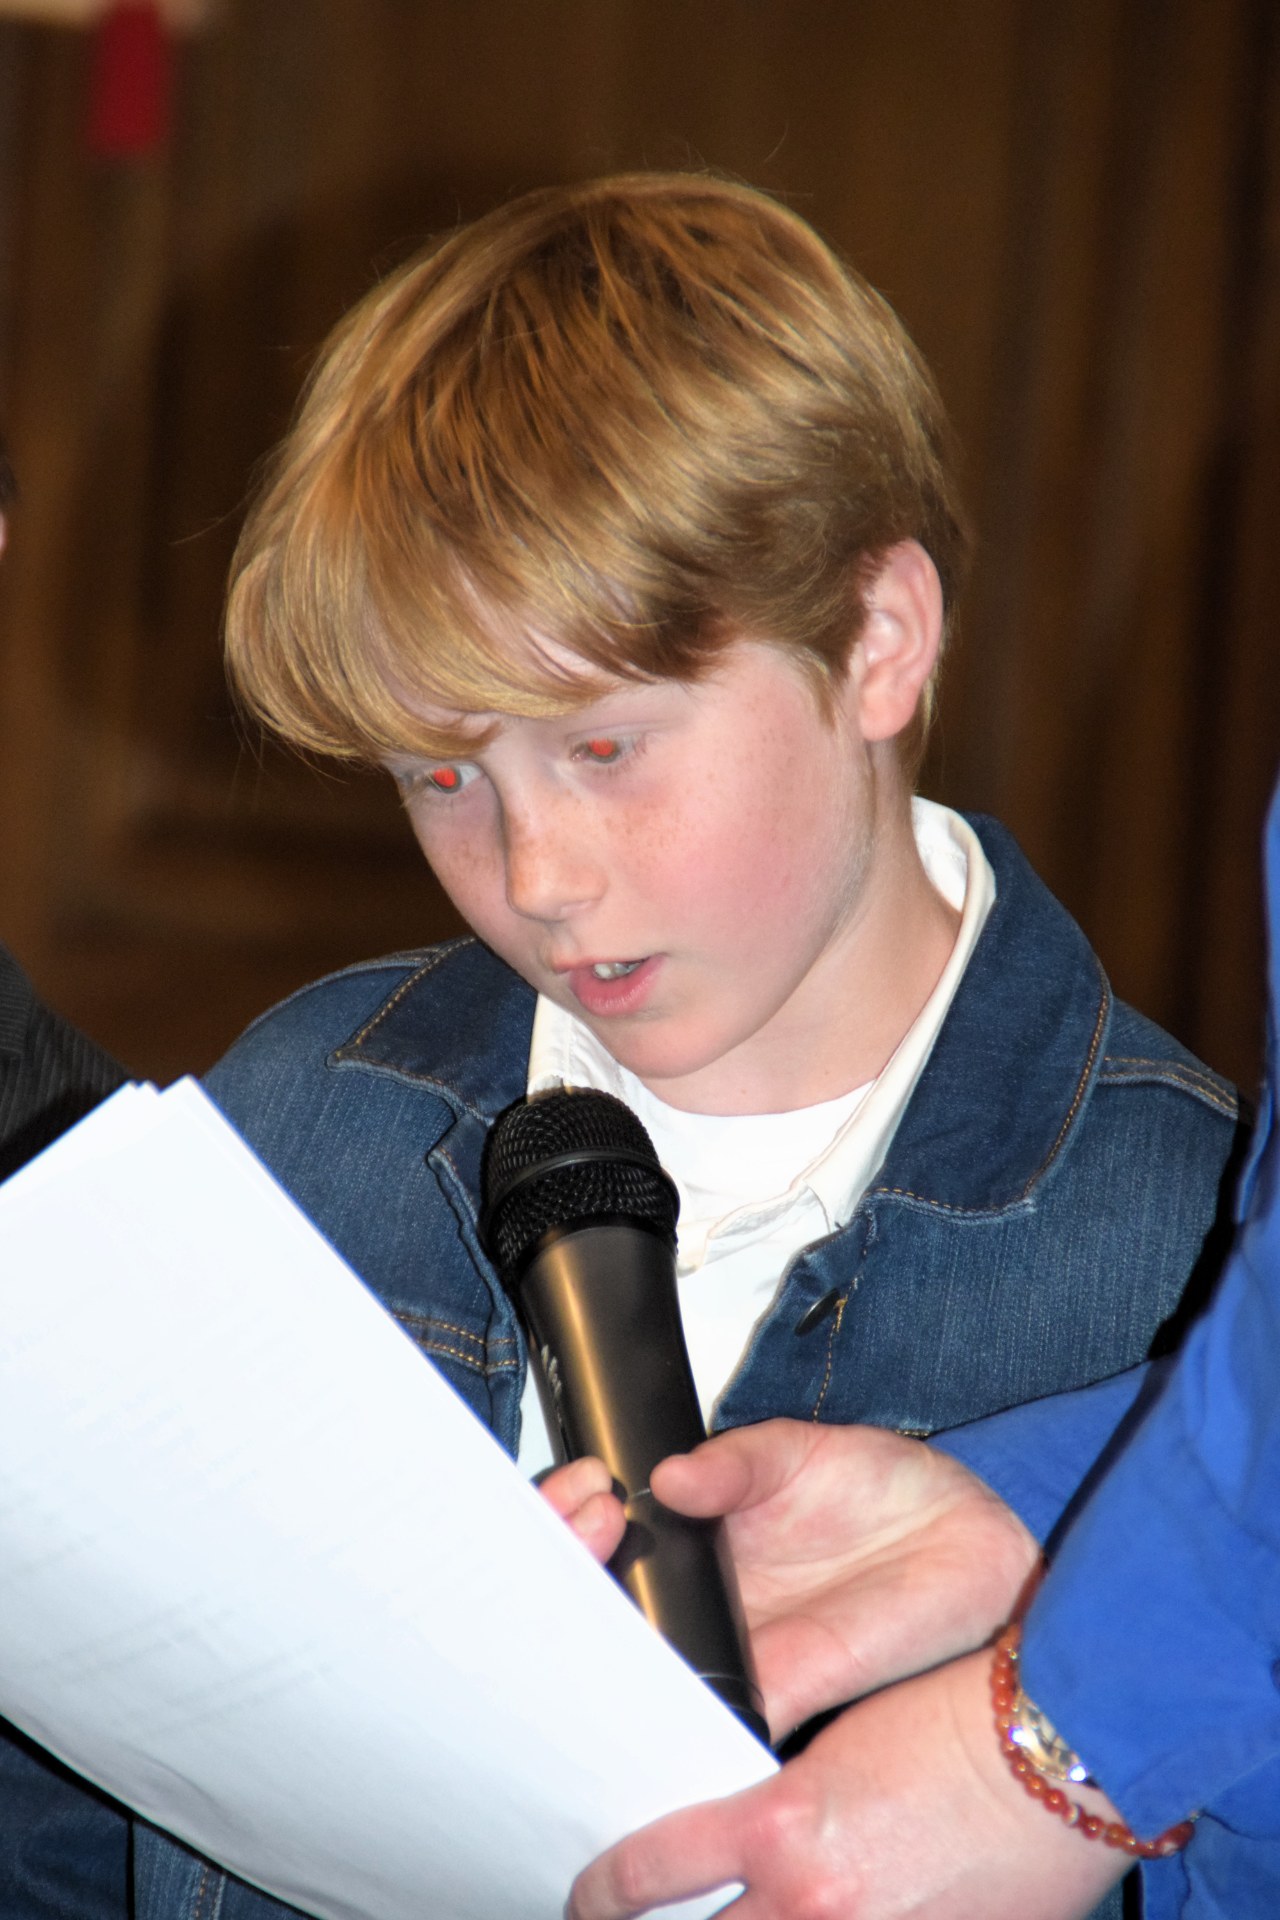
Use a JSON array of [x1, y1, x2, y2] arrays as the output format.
[[517, 799, 996, 1475]]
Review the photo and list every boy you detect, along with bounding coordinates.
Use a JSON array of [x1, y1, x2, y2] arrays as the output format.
[[0, 175, 1239, 1918]]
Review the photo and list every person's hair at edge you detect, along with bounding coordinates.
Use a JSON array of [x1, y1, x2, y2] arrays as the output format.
[[225, 170, 969, 782]]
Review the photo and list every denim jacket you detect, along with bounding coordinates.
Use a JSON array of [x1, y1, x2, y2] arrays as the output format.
[[0, 817, 1243, 1919]]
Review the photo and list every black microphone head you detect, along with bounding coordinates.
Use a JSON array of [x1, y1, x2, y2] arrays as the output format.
[[482, 1089, 679, 1283]]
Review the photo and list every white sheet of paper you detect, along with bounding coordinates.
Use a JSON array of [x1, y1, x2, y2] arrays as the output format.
[[0, 1080, 774, 1919]]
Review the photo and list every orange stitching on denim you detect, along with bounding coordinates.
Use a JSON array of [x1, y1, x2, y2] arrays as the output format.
[[869, 1186, 974, 1212], [811, 1293, 848, 1420], [1099, 1057, 1237, 1115], [1034, 979, 1109, 1186], [393, 1315, 509, 1353], [192, 1867, 221, 1920], [341, 941, 472, 1048], [422, 1339, 519, 1373], [393, 1313, 518, 1373], [428, 1319, 486, 1348], [331, 942, 528, 1126]]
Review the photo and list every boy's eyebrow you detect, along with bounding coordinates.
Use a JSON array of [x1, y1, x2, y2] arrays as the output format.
[[386, 706, 505, 759], [383, 660, 676, 765]]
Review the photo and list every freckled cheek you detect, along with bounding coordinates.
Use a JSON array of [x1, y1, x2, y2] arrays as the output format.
[[641, 797, 789, 932], [408, 821, 509, 931], [701, 787, 822, 910]]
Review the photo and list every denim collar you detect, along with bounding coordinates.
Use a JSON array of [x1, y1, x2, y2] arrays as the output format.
[[336, 813, 1110, 1217], [335, 938, 532, 1121], [871, 814, 1110, 1212]]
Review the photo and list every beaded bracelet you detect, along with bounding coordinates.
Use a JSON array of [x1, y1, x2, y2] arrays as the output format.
[[991, 1624, 1196, 1859]]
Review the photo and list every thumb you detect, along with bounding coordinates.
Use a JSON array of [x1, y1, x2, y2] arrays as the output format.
[[650, 1419, 818, 1519]]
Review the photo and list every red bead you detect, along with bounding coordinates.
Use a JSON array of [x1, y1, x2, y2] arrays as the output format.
[[988, 1625, 1193, 1862]]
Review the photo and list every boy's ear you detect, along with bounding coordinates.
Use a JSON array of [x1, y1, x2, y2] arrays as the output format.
[[841, 540, 943, 742]]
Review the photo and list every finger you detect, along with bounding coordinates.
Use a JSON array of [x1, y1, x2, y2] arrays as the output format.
[[566, 1794, 752, 1920], [570, 1489, 628, 1563], [749, 1616, 860, 1735], [537, 1456, 613, 1520], [538, 1460, 626, 1561], [650, 1421, 816, 1520]]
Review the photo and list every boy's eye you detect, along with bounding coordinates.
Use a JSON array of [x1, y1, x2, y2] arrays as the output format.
[[394, 761, 478, 801], [574, 736, 627, 764]]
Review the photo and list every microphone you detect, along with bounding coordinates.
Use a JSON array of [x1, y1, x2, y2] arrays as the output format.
[[482, 1088, 768, 1744]]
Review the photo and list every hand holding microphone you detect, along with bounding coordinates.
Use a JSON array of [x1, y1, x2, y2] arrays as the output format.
[[482, 1088, 768, 1744]]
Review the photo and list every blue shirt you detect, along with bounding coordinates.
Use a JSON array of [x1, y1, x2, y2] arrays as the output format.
[[941, 779, 1280, 1917]]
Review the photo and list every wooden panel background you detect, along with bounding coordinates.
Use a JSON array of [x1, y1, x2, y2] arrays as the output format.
[[0, 0, 1275, 1089]]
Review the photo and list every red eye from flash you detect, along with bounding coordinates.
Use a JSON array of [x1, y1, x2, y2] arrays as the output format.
[[428, 766, 462, 792], [584, 738, 620, 761]]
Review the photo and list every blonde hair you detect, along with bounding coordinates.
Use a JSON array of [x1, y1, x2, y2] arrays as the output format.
[[226, 171, 968, 768]]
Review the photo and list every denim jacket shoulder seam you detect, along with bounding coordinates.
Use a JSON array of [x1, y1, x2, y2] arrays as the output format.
[[866, 970, 1111, 1216], [1097, 1055, 1238, 1118], [221, 939, 475, 1047]]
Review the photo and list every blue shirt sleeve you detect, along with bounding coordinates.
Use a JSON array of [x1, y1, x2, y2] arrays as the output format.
[[932, 1366, 1151, 1545], [1016, 780, 1280, 1840]]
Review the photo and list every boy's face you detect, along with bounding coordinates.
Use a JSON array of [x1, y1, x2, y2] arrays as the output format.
[[391, 639, 891, 1115]]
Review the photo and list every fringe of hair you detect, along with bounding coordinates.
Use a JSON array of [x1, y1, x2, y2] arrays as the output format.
[[225, 171, 969, 774]]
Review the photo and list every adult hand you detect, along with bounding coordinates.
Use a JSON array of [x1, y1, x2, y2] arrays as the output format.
[[540, 1423, 1038, 1738], [650, 1420, 1041, 1737], [567, 1647, 1127, 1920]]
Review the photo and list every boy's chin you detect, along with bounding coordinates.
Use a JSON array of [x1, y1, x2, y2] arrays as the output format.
[[588, 1028, 750, 1113]]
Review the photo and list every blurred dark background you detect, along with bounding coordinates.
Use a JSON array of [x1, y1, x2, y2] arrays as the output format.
[[0, 0, 1275, 1091]]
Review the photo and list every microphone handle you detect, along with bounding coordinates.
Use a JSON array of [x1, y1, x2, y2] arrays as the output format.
[[519, 1220, 768, 1743]]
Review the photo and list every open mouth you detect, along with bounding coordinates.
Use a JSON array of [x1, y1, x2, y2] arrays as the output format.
[[566, 954, 660, 1016]]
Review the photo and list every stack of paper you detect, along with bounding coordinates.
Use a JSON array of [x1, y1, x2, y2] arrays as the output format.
[[0, 1080, 773, 1919]]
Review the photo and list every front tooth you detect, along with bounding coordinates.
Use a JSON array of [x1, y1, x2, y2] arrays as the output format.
[[591, 960, 642, 980]]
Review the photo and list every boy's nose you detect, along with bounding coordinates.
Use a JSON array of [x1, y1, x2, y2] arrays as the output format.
[[502, 804, 604, 922]]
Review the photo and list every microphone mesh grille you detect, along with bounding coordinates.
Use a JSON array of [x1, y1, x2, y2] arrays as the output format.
[[483, 1089, 678, 1280]]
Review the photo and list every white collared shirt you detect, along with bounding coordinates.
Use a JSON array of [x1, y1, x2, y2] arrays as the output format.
[[517, 799, 995, 1474]]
